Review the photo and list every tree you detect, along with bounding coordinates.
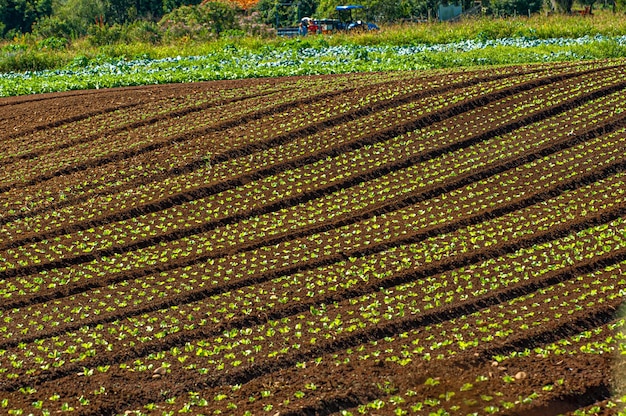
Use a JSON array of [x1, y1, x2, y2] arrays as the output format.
[[367, 0, 408, 21], [159, 1, 240, 36], [34, 0, 107, 37], [201, 0, 238, 34], [163, 0, 202, 13], [255, 0, 313, 26], [104, 0, 164, 23], [316, 0, 421, 22], [490, 0, 542, 15], [0, 0, 52, 34]]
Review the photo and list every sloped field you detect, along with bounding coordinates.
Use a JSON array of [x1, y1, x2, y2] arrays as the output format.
[[1, 60, 626, 415]]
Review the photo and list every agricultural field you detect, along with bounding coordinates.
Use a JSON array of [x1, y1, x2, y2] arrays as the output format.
[[0, 58, 626, 415]]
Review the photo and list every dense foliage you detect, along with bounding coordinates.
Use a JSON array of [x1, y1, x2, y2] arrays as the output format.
[[0, 0, 206, 38], [1, 0, 624, 41], [1, 33, 625, 96], [0, 0, 52, 35]]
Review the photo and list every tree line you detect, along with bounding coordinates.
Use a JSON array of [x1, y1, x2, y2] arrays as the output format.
[[0, 0, 623, 40]]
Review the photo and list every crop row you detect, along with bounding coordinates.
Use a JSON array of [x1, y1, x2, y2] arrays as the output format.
[[1, 122, 623, 362], [1, 62, 625, 415], [2, 63, 621, 250], [1, 61, 609, 215], [2, 59, 596, 152], [337, 298, 625, 416], [4, 249, 623, 414], [122, 311, 625, 416], [99, 236, 626, 378], [2, 78, 291, 163], [0, 114, 624, 318], [3, 115, 622, 300], [2, 66, 624, 272], [140, 287, 626, 415], [176, 269, 626, 416], [0, 124, 624, 350], [0, 76, 384, 190], [0, 162, 624, 393], [3, 70, 417, 161], [0, 67, 502, 216], [0, 71, 544, 260]]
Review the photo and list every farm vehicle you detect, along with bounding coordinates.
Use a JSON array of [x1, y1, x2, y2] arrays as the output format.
[[277, 4, 379, 37]]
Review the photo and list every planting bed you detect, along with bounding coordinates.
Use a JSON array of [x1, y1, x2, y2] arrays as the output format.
[[1, 60, 626, 415]]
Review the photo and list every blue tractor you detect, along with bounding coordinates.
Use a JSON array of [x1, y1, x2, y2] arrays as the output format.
[[293, 4, 379, 36], [335, 5, 379, 31]]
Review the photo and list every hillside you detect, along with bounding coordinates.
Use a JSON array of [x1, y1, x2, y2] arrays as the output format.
[[1, 60, 626, 415]]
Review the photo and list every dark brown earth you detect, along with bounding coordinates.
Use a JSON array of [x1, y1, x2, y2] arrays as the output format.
[[0, 60, 625, 415]]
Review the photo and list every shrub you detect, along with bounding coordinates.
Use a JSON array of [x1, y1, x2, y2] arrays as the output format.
[[87, 23, 123, 46], [32, 17, 76, 40], [159, 1, 241, 39], [0, 49, 62, 71], [488, 0, 543, 16], [123, 20, 162, 44], [36, 36, 68, 50]]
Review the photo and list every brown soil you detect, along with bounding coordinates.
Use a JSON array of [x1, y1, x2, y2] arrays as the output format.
[[0, 60, 625, 415]]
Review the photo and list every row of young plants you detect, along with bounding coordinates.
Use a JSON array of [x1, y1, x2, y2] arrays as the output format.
[[1, 159, 624, 396], [3, 61, 616, 236], [15, 239, 624, 415], [0, 63, 557, 222], [1, 78, 293, 164], [113, 225, 626, 377], [70, 66, 626, 230], [166, 314, 625, 415], [0, 69, 546, 262], [256, 256, 626, 416], [3, 64, 626, 415], [2, 61, 607, 220], [338, 275, 626, 416], [0, 118, 623, 353], [0, 112, 624, 324], [7, 106, 620, 300], [1, 121, 622, 375], [0, 68, 463, 218], [0, 74, 385, 190], [6, 240, 624, 412], [2, 132, 620, 406], [2, 64, 622, 271], [130, 84, 625, 254], [143, 268, 626, 415]]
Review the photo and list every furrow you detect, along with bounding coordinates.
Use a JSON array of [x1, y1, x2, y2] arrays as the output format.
[[0, 63, 609, 227], [2, 66, 620, 249], [1, 100, 624, 282], [0, 88, 278, 166], [0, 63, 588, 199], [1, 122, 624, 313], [0, 156, 622, 346], [0, 89, 350, 194], [18, 249, 626, 414], [2, 201, 624, 394], [128, 265, 626, 415]]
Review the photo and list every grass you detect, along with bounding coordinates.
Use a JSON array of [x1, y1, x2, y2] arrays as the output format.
[[2, 10, 626, 66], [0, 9, 626, 96]]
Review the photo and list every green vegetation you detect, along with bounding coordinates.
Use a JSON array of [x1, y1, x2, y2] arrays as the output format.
[[0, 10, 624, 96], [0, 0, 626, 96]]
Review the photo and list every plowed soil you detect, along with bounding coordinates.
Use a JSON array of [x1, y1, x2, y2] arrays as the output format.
[[1, 61, 626, 416]]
